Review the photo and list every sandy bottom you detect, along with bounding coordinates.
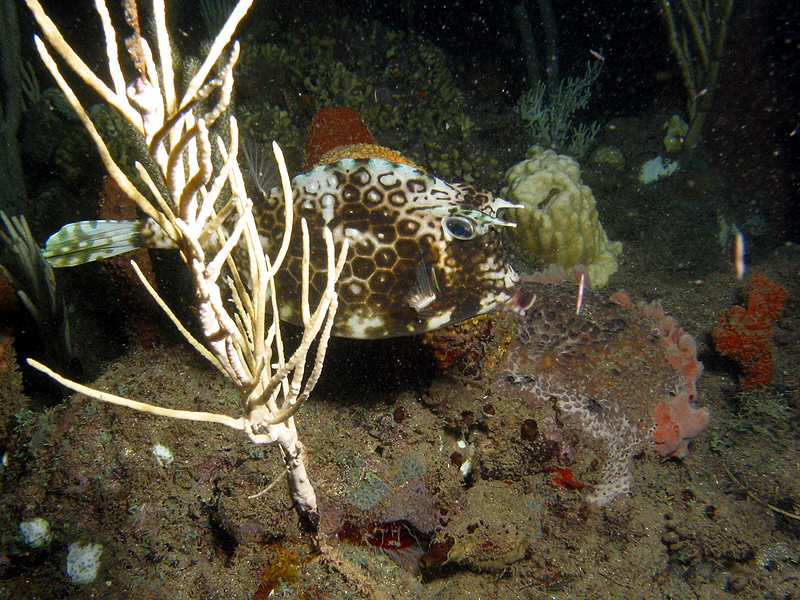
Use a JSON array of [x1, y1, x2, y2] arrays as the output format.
[[1, 133, 799, 600]]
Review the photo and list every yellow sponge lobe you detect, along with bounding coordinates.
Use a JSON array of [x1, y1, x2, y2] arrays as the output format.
[[500, 146, 622, 287]]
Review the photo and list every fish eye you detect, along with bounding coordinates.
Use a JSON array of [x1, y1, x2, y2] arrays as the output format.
[[442, 215, 477, 240]]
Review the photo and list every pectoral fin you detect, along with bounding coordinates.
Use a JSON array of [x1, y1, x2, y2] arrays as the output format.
[[405, 261, 438, 313]]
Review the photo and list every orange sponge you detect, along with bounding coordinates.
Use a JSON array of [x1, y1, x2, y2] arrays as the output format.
[[712, 272, 787, 390], [652, 390, 710, 458]]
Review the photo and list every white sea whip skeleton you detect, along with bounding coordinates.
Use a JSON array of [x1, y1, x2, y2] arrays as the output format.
[[24, 0, 348, 525]]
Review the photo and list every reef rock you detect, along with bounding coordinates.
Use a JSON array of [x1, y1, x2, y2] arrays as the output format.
[[493, 281, 709, 505]]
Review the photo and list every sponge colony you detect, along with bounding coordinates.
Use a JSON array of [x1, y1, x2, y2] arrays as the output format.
[[500, 146, 622, 287]]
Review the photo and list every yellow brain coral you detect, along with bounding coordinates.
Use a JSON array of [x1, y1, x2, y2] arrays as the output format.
[[499, 146, 622, 287]]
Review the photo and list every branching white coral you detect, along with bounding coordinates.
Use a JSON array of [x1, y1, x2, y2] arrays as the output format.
[[24, 0, 348, 524]]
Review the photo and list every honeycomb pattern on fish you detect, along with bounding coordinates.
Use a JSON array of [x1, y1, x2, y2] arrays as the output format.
[[255, 159, 519, 338]]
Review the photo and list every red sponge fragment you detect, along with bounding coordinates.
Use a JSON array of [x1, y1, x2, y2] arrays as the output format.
[[712, 272, 787, 390], [305, 107, 375, 170]]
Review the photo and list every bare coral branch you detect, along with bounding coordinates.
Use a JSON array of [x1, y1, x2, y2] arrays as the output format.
[[659, 0, 734, 149], [25, 0, 140, 127], [24, 0, 345, 523]]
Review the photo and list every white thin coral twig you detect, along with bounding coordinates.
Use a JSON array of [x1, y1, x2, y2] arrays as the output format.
[[24, 0, 345, 523]]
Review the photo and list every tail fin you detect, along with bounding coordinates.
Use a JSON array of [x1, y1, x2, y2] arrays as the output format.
[[43, 220, 151, 267]]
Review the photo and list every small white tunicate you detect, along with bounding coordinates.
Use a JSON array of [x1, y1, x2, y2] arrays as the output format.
[[19, 517, 52, 548], [66, 542, 103, 584], [152, 443, 173, 466], [638, 156, 679, 184]]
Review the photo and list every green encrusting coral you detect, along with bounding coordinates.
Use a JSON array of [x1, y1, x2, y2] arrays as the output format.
[[233, 17, 507, 187]]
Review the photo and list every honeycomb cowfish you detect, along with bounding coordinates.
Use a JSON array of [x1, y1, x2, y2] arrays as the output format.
[[43, 158, 520, 339]]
